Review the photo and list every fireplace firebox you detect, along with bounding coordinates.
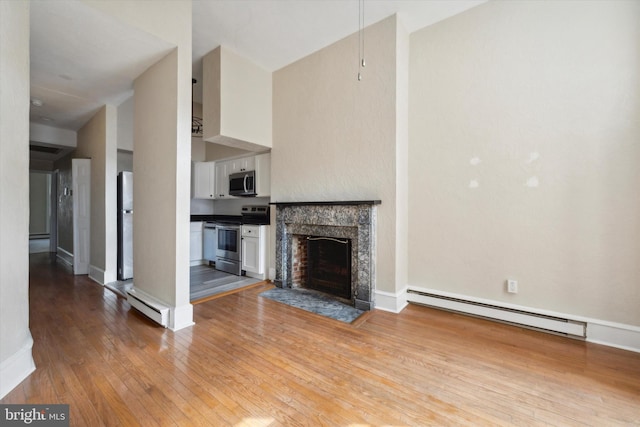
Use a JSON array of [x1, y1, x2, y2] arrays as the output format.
[[307, 236, 352, 300]]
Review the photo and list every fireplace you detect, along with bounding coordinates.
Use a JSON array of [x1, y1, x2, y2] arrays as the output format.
[[273, 201, 380, 310]]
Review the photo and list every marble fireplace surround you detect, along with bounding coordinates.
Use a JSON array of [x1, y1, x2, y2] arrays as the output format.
[[272, 201, 380, 311]]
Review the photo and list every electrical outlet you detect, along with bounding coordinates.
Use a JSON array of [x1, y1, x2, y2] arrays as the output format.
[[507, 279, 518, 294]]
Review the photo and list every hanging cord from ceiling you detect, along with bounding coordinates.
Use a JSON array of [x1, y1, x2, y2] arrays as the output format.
[[358, 0, 366, 81], [191, 78, 203, 137]]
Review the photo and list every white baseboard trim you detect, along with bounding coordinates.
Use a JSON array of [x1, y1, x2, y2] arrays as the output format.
[[127, 287, 170, 327], [103, 268, 116, 285], [0, 334, 36, 399], [586, 320, 640, 353], [406, 286, 640, 353], [245, 271, 267, 281], [170, 303, 194, 331], [89, 265, 105, 285], [126, 288, 194, 331], [56, 247, 73, 268], [190, 259, 204, 267], [375, 287, 408, 313]]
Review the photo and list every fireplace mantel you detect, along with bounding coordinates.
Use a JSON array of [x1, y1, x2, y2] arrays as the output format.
[[270, 200, 381, 207], [274, 201, 379, 311]]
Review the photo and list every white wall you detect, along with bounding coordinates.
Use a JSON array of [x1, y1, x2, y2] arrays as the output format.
[[29, 122, 77, 147], [408, 0, 640, 326], [272, 16, 404, 297], [0, 0, 35, 399]]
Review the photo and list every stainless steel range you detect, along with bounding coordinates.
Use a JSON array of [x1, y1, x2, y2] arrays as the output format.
[[240, 205, 270, 225], [215, 222, 242, 275], [214, 205, 270, 276]]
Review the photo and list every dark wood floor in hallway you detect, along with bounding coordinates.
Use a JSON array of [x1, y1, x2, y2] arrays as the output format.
[[2, 253, 640, 426]]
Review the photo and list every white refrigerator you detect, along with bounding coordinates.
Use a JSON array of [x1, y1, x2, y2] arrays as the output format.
[[117, 171, 133, 280]]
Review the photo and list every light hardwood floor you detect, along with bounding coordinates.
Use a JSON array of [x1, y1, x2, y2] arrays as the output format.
[[2, 253, 639, 426]]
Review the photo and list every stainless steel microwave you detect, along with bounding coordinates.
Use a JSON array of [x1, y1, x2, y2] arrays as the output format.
[[228, 171, 256, 197]]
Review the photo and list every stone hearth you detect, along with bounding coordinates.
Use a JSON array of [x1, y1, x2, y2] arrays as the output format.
[[273, 201, 380, 310]]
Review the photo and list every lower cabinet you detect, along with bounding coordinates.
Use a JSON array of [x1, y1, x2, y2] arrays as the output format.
[[203, 223, 217, 262], [189, 222, 203, 265], [241, 225, 267, 280]]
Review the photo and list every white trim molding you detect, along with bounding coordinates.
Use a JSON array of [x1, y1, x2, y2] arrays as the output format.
[[375, 287, 408, 313], [88, 265, 116, 285], [56, 247, 73, 268], [89, 265, 105, 285], [127, 288, 170, 327], [586, 320, 640, 353], [406, 286, 640, 353], [126, 288, 194, 331], [170, 303, 195, 331], [0, 334, 36, 399]]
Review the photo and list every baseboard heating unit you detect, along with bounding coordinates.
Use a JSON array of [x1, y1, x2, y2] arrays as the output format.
[[407, 289, 586, 338], [127, 288, 169, 328]]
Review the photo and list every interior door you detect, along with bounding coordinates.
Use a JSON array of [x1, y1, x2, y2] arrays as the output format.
[[72, 158, 91, 275]]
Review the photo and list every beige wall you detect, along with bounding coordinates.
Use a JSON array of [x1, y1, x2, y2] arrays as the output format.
[[272, 15, 403, 295], [0, 0, 35, 398], [134, 48, 193, 327], [205, 143, 250, 161], [117, 95, 134, 151], [408, 0, 640, 325], [203, 47, 272, 151], [394, 19, 410, 294], [219, 47, 272, 148], [75, 105, 118, 282], [87, 0, 193, 329]]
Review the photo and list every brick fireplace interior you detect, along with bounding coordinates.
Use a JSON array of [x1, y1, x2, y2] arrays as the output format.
[[292, 235, 352, 301]]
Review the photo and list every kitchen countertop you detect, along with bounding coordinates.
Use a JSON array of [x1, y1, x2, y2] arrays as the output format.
[[190, 214, 241, 223], [190, 214, 269, 225]]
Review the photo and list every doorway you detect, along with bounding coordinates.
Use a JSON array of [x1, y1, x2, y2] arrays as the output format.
[[29, 170, 57, 254]]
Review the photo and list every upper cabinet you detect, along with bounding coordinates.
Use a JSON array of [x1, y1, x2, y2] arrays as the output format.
[[193, 161, 216, 199], [203, 47, 272, 151], [254, 153, 271, 198], [227, 156, 255, 174], [193, 151, 270, 200]]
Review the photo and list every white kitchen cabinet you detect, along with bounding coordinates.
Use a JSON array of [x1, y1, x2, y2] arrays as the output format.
[[241, 225, 267, 280], [214, 160, 231, 199], [193, 161, 216, 199], [228, 156, 255, 174], [213, 153, 270, 199], [203, 223, 217, 262], [254, 152, 271, 197], [190, 222, 203, 265]]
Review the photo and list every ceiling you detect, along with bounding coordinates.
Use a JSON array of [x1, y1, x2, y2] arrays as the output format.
[[29, 0, 486, 134]]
